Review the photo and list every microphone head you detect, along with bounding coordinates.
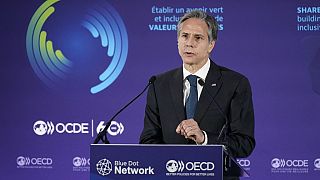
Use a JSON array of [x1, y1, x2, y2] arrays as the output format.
[[149, 76, 156, 84], [198, 79, 205, 86]]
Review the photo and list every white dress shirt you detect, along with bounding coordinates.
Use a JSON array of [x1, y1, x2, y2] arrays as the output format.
[[182, 59, 210, 145]]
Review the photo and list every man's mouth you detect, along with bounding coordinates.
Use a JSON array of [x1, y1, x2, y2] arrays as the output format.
[[184, 51, 195, 56]]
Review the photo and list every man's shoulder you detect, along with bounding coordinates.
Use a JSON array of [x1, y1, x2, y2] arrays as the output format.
[[154, 67, 182, 82], [214, 64, 252, 90], [216, 64, 248, 81]]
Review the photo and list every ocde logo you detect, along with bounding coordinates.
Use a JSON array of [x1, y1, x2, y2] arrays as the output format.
[[271, 158, 308, 168], [237, 159, 250, 167], [33, 120, 89, 136]]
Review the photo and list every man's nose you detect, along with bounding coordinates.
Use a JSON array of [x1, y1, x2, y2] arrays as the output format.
[[185, 37, 195, 47]]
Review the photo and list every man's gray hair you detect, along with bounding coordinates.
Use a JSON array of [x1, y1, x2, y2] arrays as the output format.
[[177, 10, 218, 42]]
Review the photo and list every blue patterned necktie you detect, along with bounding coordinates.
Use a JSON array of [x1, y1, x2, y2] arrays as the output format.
[[186, 75, 198, 119]]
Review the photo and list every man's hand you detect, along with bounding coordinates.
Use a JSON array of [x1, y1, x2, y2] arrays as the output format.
[[176, 119, 204, 144]]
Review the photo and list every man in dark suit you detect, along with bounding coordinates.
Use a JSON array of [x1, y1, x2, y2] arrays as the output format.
[[140, 10, 255, 161]]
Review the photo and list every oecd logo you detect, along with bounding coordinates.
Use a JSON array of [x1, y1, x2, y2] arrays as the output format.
[[96, 158, 112, 176], [73, 157, 90, 172], [166, 159, 214, 173], [16, 156, 53, 169], [26, 0, 128, 94]]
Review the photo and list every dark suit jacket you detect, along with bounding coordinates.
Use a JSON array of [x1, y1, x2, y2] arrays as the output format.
[[139, 60, 255, 158]]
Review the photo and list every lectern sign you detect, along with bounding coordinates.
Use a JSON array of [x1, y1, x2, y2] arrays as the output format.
[[90, 144, 223, 179]]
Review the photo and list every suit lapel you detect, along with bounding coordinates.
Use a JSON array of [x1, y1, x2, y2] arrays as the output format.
[[194, 61, 223, 123], [169, 68, 186, 122]]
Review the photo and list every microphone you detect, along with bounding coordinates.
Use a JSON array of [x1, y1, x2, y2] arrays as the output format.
[[93, 76, 156, 144], [198, 79, 229, 144]]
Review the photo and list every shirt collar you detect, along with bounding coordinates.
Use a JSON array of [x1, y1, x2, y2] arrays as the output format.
[[183, 58, 210, 82]]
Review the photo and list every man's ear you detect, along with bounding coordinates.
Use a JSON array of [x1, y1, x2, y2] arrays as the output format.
[[208, 41, 215, 53]]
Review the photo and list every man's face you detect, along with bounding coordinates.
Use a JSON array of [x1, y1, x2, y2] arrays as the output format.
[[178, 18, 215, 66]]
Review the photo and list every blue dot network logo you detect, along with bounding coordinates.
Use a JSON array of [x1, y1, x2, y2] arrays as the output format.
[[26, 0, 128, 94]]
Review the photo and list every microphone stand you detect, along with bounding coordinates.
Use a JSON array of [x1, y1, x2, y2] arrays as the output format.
[[93, 76, 156, 144]]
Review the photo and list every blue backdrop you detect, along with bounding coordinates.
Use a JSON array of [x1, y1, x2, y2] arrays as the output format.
[[1, 0, 320, 179]]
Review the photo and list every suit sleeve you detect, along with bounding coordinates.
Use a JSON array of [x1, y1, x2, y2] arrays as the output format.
[[139, 83, 164, 144], [207, 77, 255, 158]]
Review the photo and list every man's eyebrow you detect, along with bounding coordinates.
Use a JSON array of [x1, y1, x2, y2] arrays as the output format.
[[194, 33, 205, 37]]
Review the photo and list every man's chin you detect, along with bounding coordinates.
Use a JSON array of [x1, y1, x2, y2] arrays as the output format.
[[181, 57, 197, 65]]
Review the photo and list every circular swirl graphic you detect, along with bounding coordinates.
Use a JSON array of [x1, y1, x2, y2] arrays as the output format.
[[82, 3, 128, 94], [26, 0, 128, 94], [26, 0, 72, 88]]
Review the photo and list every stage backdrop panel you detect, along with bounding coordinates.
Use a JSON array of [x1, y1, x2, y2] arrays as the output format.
[[1, 0, 319, 179]]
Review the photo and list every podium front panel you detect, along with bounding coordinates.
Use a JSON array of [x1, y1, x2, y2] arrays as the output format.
[[90, 144, 223, 179]]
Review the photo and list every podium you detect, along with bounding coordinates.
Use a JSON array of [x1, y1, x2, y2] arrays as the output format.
[[90, 144, 248, 179]]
